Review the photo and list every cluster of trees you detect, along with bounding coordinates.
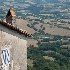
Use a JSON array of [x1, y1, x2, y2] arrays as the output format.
[[27, 35, 70, 70], [53, 35, 70, 40], [27, 41, 70, 70], [27, 24, 38, 31], [57, 25, 70, 30], [27, 22, 45, 32]]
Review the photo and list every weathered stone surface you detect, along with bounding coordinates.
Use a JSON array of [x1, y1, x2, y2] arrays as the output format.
[[0, 26, 27, 70]]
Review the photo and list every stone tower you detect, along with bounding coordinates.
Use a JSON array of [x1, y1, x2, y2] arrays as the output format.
[[0, 28, 27, 70], [0, 8, 32, 70]]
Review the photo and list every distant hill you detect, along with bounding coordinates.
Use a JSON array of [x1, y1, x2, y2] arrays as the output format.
[[29, 0, 59, 3], [3, 0, 59, 3], [33, 0, 70, 3], [23, 0, 59, 3], [1, 0, 70, 4]]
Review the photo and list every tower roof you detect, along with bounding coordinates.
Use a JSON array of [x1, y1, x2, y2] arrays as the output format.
[[6, 8, 16, 17]]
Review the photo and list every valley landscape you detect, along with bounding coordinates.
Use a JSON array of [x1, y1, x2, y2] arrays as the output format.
[[0, 0, 70, 70]]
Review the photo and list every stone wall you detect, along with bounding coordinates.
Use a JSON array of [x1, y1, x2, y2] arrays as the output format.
[[0, 27, 27, 70]]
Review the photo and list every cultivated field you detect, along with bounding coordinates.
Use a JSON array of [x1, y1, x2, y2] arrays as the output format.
[[44, 26, 70, 36], [27, 39, 38, 47], [16, 19, 35, 34], [14, 19, 70, 46], [34, 23, 70, 36]]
